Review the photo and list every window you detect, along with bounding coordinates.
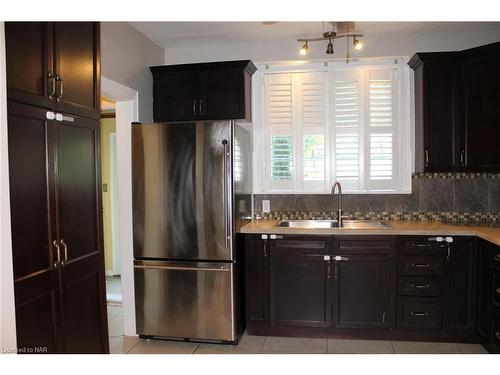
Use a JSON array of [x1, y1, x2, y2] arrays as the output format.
[[256, 60, 410, 193]]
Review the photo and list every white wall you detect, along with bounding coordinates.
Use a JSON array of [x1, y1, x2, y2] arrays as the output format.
[[101, 22, 164, 123], [0, 22, 17, 353], [164, 27, 500, 64]]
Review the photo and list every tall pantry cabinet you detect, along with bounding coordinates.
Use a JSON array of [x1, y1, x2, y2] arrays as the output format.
[[5, 22, 108, 353]]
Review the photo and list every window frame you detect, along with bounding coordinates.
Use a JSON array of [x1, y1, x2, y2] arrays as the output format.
[[252, 58, 413, 195]]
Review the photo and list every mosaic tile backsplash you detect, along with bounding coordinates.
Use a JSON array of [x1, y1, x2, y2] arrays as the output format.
[[254, 173, 500, 223]]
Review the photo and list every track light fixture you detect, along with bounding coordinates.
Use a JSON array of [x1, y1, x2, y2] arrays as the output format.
[[353, 37, 363, 50], [299, 41, 308, 56], [326, 39, 334, 54], [297, 22, 363, 58]]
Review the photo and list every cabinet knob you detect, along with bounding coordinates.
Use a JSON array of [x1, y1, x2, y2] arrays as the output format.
[[323, 255, 331, 261], [261, 234, 268, 240]]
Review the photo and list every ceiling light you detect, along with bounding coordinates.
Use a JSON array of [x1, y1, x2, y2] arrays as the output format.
[[353, 38, 363, 50], [299, 41, 308, 56], [326, 39, 334, 54], [297, 22, 363, 58]]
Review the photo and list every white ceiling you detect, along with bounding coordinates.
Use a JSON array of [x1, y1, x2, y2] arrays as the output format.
[[130, 21, 500, 48]]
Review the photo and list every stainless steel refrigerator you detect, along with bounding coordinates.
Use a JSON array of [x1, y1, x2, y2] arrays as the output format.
[[132, 121, 252, 343]]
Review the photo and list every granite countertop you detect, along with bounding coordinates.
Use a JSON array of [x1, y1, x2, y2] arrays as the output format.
[[239, 219, 500, 247]]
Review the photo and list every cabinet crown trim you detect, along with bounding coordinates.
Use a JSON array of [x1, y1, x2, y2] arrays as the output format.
[[150, 60, 257, 76]]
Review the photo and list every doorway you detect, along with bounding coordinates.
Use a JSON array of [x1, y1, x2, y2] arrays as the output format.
[[101, 76, 139, 341], [100, 97, 123, 339]]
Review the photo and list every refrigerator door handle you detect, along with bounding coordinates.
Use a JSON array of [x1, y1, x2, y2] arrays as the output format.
[[222, 139, 231, 249], [134, 264, 230, 272]]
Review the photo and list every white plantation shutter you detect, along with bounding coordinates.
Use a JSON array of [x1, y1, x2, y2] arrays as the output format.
[[264, 73, 294, 190], [366, 69, 398, 190], [332, 70, 362, 191], [297, 72, 328, 191], [260, 63, 404, 193], [264, 71, 328, 191]]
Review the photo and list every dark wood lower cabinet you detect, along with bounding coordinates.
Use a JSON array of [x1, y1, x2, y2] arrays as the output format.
[[244, 235, 269, 325], [244, 234, 493, 348], [7, 101, 108, 353], [270, 252, 331, 327], [442, 238, 477, 336], [333, 256, 395, 329]]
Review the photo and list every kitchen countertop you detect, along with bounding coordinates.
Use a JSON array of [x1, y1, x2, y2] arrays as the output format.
[[239, 219, 500, 247]]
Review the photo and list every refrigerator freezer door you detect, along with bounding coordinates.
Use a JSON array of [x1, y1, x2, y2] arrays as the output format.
[[132, 122, 233, 261], [134, 260, 235, 341]]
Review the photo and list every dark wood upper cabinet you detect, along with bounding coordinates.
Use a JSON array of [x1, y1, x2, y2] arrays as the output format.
[[463, 44, 500, 171], [5, 22, 54, 109], [152, 70, 199, 122], [151, 60, 256, 122], [410, 54, 460, 172], [5, 22, 100, 120], [409, 41, 500, 172], [53, 22, 100, 119]]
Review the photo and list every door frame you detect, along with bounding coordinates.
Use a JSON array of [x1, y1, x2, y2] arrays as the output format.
[[109, 132, 120, 276], [0, 22, 18, 351], [101, 76, 138, 337]]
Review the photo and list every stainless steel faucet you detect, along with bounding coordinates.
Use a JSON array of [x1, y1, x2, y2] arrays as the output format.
[[331, 182, 343, 226]]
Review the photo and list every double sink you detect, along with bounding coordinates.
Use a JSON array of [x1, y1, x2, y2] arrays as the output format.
[[276, 219, 390, 230]]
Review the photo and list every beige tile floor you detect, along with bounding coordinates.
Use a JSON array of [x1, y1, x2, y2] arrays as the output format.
[[106, 304, 488, 354]]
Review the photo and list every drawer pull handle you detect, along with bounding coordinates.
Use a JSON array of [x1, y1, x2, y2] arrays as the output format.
[[416, 244, 430, 247], [412, 263, 431, 268], [412, 283, 430, 289], [410, 312, 429, 317]]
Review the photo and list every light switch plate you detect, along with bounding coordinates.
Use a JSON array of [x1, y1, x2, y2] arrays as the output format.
[[262, 200, 270, 213]]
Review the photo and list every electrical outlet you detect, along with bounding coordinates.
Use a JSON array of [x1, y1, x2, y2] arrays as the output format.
[[262, 200, 270, 213]]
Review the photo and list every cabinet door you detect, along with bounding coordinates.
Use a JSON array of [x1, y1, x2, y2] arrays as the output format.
[[200, 68, 244, 120], [5, 22, 55, 109], [333, 255, 396, 329], [244, 235, 269, 325], [422, 61, 459, 171], [463, 50, 500, 171], [152, 71, 199, 122], [56, 116, 108, 353], [7, 102, 62, 353], [442, 238, 477, 335], [53, 22, 100, 119], [270, 252, 331, 327], [477, 240, 492, 340]]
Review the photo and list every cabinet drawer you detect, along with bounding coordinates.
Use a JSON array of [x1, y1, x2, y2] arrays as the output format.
[[493, 267, 500, 310], [397, 297, 442, 330], [398, 256, 443, 276], [398, 276, 441, 297], [271, 235, 329, 254], [334, 236, 396, 255], [399, 237, 446, 256]]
